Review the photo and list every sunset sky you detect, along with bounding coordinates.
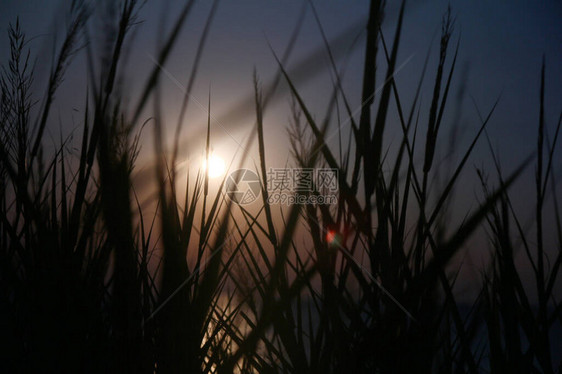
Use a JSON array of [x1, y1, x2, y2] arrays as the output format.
[[4, 2, 562, 371], [1, 0, 561, 256], [2, 1, 560, 158]]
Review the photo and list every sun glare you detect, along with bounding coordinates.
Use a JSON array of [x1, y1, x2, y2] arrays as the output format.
[[202, 154, 226, 179]]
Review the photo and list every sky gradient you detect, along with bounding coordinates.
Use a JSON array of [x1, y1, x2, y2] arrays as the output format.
[[1, 0, 561, 297]]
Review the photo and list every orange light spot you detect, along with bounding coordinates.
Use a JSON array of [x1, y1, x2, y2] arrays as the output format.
[[326, 230, 336, 244]]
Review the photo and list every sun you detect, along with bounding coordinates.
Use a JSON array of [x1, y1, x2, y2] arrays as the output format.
[[202, 153, 226, 179]]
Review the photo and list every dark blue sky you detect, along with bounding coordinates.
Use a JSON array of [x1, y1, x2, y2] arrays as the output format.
[[1, 1, 560, 161]]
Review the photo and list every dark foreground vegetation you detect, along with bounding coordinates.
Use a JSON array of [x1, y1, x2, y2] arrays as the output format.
[[1, 0, 561, 373]]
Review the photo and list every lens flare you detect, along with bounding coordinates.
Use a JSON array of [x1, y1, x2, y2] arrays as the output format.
[[326, 229, 341, 247]]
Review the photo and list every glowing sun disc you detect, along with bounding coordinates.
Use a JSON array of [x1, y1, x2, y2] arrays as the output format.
[[203, 154, 226, 178]]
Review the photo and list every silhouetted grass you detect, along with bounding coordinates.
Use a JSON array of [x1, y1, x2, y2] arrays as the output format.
[[0, 1, 560, 373]]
